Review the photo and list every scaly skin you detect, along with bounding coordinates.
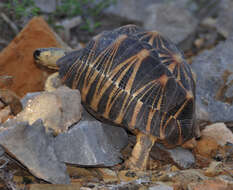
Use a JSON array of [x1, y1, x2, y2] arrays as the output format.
[[34, 48, 67, 70]]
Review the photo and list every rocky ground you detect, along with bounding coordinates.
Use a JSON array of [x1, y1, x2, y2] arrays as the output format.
[[0, 0, 233, 190]]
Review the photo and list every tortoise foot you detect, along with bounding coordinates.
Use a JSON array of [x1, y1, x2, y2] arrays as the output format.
[[124, 132, 156, 170], [124, 156, 147, 171]]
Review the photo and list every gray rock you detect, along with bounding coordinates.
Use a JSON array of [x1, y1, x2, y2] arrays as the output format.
[[201, 123, 233, 146], [216, 0, 233, 38], [17, 86, 82, 134], [44, 72, 63, 92], [105, 0, 197, 47], [33, 0, 57, 13], [196, 101, 209, 124], [144, 2, 198, 47], [54, 119, 128, 166], [56, 16, 82, 41], [53, 86, 82, 130], [191, 37, 233, 122], [0, 119, 69, 184], [82, 109, 128, 151], [105, 0, 160, 23], [149, 183, 174, 190], [151, 144, 195, 169], [21, 92, 41, 108]]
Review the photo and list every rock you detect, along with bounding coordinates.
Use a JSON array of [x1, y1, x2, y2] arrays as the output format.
[[21, 92, 41, 108], [30, 184, 81, 190], [0, 119, 69, 184], [144, 2, 198, 47], [118, 170, 139, 182], [224, 142, 233, 163], [44, 72, 62, 92], [216, 0, 233, 38], [0, 75, 13, 89], [105, 0, 197, 48], [201, 123, 233, 146], [188, 179, 232, 190], [168, 169, 208, 189], [216, 175, 233, 186], [33, 0, 57, 13], [0, 89, 22, 115], [151, 144, 195, 169], [196, 101, 209, 124], [203, 161, 224, 177], [82, 109, 128, 151], [52, 86, 82, 131], [96, 168, 118, 183], [57, 16, 82, 41], [149, 183, 174, 190], [194, 136, 219, 158], [105, 0, 156, 23], [0, 106, 11, 123], [17, 86, 82, 134], [191, 37, 233, 123], [0, 17, 64, 97], [67, 166, 98, 181], [54, 120, 128, 166]]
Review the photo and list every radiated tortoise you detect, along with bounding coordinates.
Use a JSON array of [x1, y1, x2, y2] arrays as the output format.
[[34, 25, 198, 170]]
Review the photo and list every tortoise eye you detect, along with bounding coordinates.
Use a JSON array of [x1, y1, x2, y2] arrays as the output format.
[[33, 50, 41, 60]]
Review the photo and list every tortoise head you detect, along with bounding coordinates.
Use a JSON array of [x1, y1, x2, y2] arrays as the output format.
[[33, 48, 67, 70]]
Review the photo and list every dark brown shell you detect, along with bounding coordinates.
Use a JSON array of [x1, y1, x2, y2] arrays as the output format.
[[57, 25, 196, 147]]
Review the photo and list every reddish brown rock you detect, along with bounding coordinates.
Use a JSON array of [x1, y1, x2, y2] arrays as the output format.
[[0, 89, 22, 115], [188, 179, 232, 190], [0, 17, 63, 97], [201, 123, 233, 146], [194, 136, 219, 158]]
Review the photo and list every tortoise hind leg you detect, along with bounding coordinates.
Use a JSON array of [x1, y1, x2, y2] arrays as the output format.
[[125, 132, 156, 170]]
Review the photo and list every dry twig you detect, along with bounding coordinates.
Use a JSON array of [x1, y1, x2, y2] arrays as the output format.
[[0, 12, 19, 35]]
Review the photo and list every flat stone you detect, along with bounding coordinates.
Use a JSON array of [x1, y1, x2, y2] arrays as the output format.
[[33, 0, 57, 13], [105, 0, 157, 23], [105, 0, 197, 48], [57, 16, 82, 41], [21, 92, 41, 108], [17, 86, 82, 134], [191, 37, 233, 122], [196, 101, 209, 124], [82, 109, 128, 151], [151, 144, 195, 169], [188, 179, 232, 190], [0, 17, 64, 97], [149, 183, 174, 190], [67, 166, 98, 180], [0, 119, 69, 184], [203, 161, 224, 177], [30, 184, 81, 190], [194, 136, 219, 158], [216, 0, 233, 38], [216, 175, 233, 185], [54, 120, 128, 167], [44, 72, 62, 92], [0, 89, 22, 115], [118, 170, 139, 182], [0, 106, 11, 123], [201, 123, 233, 146], [96, 168, 118, 183], [144, 2, 198, 46], [168, 169, 208, 189]]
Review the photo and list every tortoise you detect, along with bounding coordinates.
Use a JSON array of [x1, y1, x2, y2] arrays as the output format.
[[34, 25, 198, 170]]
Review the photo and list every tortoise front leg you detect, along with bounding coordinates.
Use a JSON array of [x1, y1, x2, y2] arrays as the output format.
[[125, 132, 156, 170]]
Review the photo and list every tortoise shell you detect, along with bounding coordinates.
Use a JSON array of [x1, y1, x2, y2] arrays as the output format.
[[57, 25, 196, 147]]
